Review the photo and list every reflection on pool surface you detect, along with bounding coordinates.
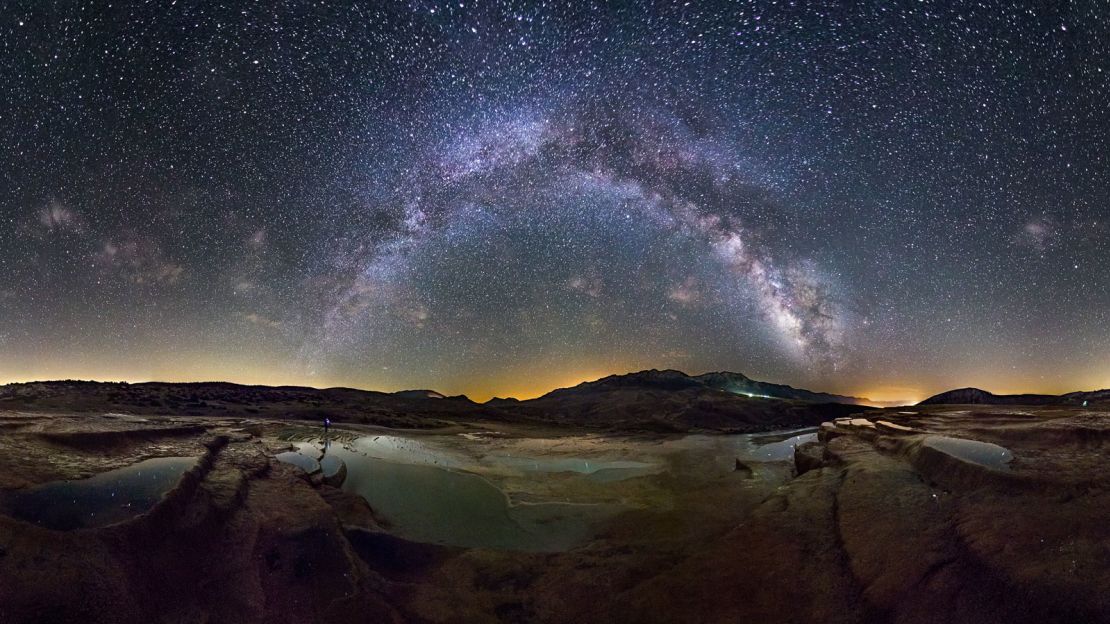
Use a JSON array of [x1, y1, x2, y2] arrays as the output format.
[[924, 435, 1014, 470], [348, 435, 464, 469], [672, 428, 818, 468], [748, 431, 818, 462], [0, 456, 195, 530], [320, 455, 344, 478], [482, 455, 659, 483], [276, 427, 817, 551], [277, 445, 344, 478], [279, 440, 618, 551], [275, 450, 318, 473]]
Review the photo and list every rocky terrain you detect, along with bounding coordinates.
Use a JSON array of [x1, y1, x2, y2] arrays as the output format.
[[0, 413, 401, 622], [609, 406, 1110, 623], [1, 380, 1109, 623], [383, 405, 1110, 623]]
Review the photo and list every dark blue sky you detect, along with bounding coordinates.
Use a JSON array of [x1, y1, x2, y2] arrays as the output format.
[[2, 1, 1108, 402]]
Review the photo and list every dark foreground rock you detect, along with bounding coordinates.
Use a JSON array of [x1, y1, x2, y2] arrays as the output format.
[[606, 408, 1110, 624], [2, 406, 1109, 623], [793, 440, 826, 474], [0, 426, 402, 624]]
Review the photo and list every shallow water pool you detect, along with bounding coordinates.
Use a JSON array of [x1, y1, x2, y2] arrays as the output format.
[[671, 428, 818, 468], [0, 456, 195, 530], [481, 454, 659, 482], [279, 440, 620, 551], [924, 435, 1013, 470], [276, 426, 813, 551]]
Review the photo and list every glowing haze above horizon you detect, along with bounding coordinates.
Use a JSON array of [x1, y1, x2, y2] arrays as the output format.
[[3, 2, 1109, 404]]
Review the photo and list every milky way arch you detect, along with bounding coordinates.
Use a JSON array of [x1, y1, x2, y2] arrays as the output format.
[[306, 100, 846, 372]]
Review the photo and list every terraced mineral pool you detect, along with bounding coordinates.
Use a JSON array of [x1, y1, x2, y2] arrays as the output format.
[[278, 440, 621, 551], [480, 455, 658, 483], [0, 456, 195, 530], [747, 430, 819, 461], [276, 427, 812, 551], [672, 428, 818, 467], [275, 450, 318, 473], [924, 435, 1014, 470]]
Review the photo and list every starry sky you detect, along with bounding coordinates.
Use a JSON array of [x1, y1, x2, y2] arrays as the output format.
[[2, 1, 1108, 403]]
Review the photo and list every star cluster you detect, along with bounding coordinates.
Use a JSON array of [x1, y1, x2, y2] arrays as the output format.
[[2, 1, 1108, 401]]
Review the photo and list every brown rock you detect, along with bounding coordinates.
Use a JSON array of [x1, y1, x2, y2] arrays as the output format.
[[794, 440, 826, 475]]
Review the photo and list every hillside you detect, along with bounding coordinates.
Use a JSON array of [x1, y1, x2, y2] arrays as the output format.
[[506, 369, 865, 431], [0, 380, 486, 429], [537, 369, 866, 404], [918, 387, 1110, 406], [0, 371, 870, 433]]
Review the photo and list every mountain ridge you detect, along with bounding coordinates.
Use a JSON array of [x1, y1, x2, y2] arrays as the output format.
[[918, 386, 1110, 406], [0, 370, 871, 432], [537, 369, 868, 405]]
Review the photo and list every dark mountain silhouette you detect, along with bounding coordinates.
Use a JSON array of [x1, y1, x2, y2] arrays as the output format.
[[692, 371, 867, 404], [537, 369, 866, 404], [0, 380, 484, 429], [0, 371, 870, 432], [919, 387, 1110, 406], [504, 369, 866, 431], [392, 389, 448, 399]]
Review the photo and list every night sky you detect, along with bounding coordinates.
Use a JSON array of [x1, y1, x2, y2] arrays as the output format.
[[2, 1, 1108, 403]]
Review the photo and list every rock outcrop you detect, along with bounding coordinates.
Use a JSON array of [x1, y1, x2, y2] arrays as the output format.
[[0, 427, 402, 624], [793, 440, 826, 474]]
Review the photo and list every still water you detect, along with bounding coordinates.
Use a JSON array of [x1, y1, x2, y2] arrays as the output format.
[[277, 428, 809, 551], [924, 435, 1014, 470], [0, 456, 196, 530], [280, 440, 620, 551]]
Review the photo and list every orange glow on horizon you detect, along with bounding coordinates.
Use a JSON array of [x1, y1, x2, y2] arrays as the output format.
[[0, 351, 635, 404], [429, 365, 632, 402], [848, 386, 922, 407], [4, 356, 1109, 406]]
